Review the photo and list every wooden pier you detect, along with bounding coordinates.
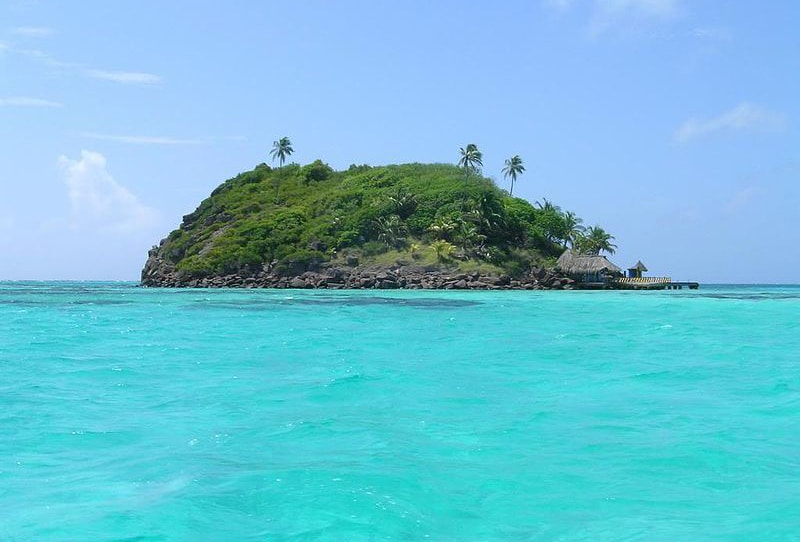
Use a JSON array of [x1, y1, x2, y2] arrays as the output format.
[[613, 277, 699, 290], [664, 281, 699, 290]]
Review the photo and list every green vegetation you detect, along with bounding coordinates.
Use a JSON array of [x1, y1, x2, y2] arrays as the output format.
[[156, 159, 612, 279], [576, 225, 617, 255]]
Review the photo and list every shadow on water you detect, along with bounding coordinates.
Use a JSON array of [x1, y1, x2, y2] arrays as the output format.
[[693, 293, 800, 301], [183, 296, 482, 311]]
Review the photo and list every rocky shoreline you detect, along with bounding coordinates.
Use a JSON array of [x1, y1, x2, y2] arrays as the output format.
[[141, 254, 575, 290]]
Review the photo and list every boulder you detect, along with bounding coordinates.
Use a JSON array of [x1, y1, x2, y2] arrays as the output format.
[[289, 277, 307, 289]]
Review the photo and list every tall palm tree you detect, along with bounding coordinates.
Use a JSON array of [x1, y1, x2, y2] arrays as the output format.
[[501, 155, 525, 196], [458, 143, 483, 177], [270, 136, 294, 166], [562, 211, 585, 248], [579, 226, 617, 255]]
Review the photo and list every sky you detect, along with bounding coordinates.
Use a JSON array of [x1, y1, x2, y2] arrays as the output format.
[[1, 0, 798, 283]]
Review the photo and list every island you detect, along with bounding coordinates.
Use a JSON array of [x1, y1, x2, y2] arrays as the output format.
[[141, 158, 630, 290]]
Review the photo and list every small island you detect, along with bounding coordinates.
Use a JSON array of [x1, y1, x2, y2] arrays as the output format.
[[142, 143, 687, 290]]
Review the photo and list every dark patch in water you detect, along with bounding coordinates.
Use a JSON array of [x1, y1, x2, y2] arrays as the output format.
[[183, 296, 481, 311], [696, 293, 800, 301], [0, 299, 133, 307]]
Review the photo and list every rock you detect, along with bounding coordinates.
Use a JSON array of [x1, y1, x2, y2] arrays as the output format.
[[289, 278, 307, 289]]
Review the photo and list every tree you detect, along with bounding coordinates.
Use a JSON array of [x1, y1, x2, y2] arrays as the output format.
[[561, 211, 585, 248], [270, 137, 294, 166], [458, 143, 483, 177], [535, 198, 560, 213], [387, 189, 418, 219], [576, 226, 617, 255], [453, 219, 485, 251], [374, 215, 407, 248], [463, 194, 503, 235], [429, 217, 457, 240], [501, 155, 525, 196]]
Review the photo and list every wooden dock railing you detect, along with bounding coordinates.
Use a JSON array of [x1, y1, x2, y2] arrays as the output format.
[[615, 277, 672, 285]]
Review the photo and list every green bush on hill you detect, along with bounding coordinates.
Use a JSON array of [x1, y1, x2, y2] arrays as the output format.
[[157, 161, 597, 278]]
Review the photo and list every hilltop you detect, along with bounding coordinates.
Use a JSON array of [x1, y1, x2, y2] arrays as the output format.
[[141, 161, 605, 289]]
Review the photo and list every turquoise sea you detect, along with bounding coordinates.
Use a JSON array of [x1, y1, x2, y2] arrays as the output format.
[[1, 283, 799, 541]]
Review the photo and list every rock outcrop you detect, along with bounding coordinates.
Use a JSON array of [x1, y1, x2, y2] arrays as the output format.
[[141, 252, 574, 290]]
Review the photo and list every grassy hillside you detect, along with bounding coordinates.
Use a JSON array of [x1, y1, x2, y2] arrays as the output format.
[[152, 161, 590, 279]]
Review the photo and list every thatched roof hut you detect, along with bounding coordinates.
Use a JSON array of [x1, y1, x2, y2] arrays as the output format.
[[628, 261, 648, 272], [556, 249, 623, 280]]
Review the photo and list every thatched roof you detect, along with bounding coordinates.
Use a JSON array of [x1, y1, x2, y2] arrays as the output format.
[[556, 249, 623, 275], [628, 260, 648, 272]]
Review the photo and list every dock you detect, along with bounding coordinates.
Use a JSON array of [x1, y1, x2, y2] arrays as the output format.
[[613, 277, 699, 290]]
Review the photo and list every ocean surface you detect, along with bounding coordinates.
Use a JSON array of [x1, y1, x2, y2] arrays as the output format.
[[1, 282, 799, 541]]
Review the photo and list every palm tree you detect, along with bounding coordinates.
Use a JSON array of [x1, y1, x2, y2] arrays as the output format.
[[458, 143, 483, 177], [453, 220, 486, 251], [501, 155, 525, 196], [374, 215, 407, 248], [387, 189, 418, 219], [535, 198, 561, 213], [463, 195, 503, 234], [270, 136, 294, 166], [429, 217, 457, 240], [578, 226, 617, 255], [562, 211, 585, 248]]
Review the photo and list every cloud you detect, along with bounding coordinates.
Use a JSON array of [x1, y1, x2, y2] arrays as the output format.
[[13, 26, 53, 38], [0, 96, 62, 107], [4, 44, 77, 69], [674, 102, 787, 143], [692, 26, 732, 41], [1, 44, 158, 83], [79, 132, 206, 145], [86, 69, 161, 85], [591, 0, 680, 33], [545, 0, 574, 10], [58, 150, 159, 233], [726, 186, 758, 214]]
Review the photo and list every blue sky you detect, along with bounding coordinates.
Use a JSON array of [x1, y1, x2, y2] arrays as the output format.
[[1, 0, 797, 282]]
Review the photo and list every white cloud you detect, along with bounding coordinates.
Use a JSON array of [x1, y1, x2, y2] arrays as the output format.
[[545, 0, 682, 34], [58, 150, 159, 233], [0, 96, 62, 107], [5, 45, 77, 69], [591, 0, 680, 33], [692, 26, 732, 41], [674, 102, 787, 143], [79, 132, 206, 145], [726, 186, 758, 214], [86, 69, 161, 85], [545, 0, 574, 11], [13, 26, 53, 38]]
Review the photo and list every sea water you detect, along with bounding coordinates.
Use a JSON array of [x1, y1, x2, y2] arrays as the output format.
[[1, 283, 799, 541]]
